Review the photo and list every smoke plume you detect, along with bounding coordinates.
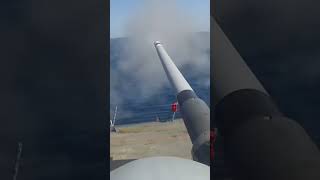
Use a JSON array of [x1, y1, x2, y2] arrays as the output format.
[[111, 0, 210, 106]]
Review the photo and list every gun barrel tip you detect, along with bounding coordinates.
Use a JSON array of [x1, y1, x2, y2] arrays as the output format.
[[154, 41, 161, 46]]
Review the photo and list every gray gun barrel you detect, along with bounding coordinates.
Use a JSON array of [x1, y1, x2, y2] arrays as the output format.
[[154, 41, 210, 165], [212, 17, 320, 179], [212, 19, 268, 106]]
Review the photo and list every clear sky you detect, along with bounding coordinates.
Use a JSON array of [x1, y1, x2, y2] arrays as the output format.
[[110, 0, 210, 38]]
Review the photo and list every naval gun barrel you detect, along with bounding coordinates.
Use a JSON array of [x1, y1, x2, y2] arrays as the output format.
[[212, 17, 320, 179], [154, 41, 210, 165]]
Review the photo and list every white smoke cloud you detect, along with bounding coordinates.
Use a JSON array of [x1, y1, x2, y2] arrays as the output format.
[[111, 0, 209, 106]]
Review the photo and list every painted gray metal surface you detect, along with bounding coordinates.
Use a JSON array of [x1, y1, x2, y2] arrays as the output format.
[[212, 17, 268, 105], [180, 98, 210, 165], [110, 156, 210, 180], [154, 41, 210, 165], [154, 41, 193, 94], [212, 16, 320, 179], [179, 98, 210, 143]]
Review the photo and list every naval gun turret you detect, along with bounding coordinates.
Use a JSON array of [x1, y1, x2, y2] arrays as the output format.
[[154, 41, 210, 165]]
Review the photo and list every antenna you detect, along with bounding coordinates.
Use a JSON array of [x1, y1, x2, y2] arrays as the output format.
[[110, 106, 118, 132], [112, 105, 118, 125]]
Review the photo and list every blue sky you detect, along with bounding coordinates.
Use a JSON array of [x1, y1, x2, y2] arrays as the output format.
[[110, 0, 210, 38]]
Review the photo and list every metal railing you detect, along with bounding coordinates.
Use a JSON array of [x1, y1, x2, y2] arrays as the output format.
[[110, 103, 181, 125]]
